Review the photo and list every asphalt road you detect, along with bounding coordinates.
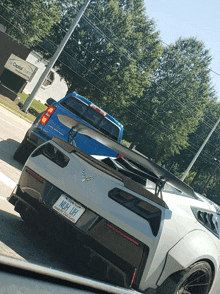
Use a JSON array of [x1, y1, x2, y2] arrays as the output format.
[[0, 105, 98, 280], [0, 105, 30, 260]]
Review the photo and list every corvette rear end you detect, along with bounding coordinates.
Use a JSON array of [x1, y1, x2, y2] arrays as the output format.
[[8, 116, 220, 294]]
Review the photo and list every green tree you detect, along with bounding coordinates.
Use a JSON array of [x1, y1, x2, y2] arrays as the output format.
[[0, 0, 61, 46], [124, 37, 215, 164], [36, 0, 162, 113], [204, 170, 220, 205], [171, 99, 220, 197]]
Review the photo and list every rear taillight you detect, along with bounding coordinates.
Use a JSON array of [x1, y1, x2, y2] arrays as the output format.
[[26, 168, 43, 183], [39, 106, 56, 126], [106, 223, 139, 245], [130, 269, 137, 287], [31, 143, 69, 168], [117, 154, 124, 158], [90, 103, 107, 117], [109, 188, 161, 236]]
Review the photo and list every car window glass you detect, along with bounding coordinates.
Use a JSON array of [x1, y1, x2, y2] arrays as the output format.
[[61, 97, 120, 141], [61, 97, 87, 117]]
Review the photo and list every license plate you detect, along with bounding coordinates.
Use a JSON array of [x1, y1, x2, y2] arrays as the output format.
[[53, 194, 85, 223]]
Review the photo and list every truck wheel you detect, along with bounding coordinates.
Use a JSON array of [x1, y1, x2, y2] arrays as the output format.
[[157, 261, 213, 294], [13, 135, 35, 164]]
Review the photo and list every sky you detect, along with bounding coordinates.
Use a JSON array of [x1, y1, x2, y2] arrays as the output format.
[[144, 0, 220, 100]]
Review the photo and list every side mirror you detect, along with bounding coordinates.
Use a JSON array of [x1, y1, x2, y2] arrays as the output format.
[[46, 98, 56, 106]]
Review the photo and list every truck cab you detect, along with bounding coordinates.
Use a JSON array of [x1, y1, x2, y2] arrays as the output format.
[[14, 92, 123, 163]]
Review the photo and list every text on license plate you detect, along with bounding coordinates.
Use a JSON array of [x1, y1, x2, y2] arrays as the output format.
[[53, 194, 85, 223]]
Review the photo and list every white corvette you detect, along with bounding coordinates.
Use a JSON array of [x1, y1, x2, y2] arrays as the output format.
[[8, 115, 220, 294]]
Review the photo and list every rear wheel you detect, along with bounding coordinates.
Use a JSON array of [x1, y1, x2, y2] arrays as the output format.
[[157, 261, 213, 294], [13, 134, 35, 164]]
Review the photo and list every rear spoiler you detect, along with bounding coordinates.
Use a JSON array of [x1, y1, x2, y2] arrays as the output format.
[[58, 115, 196, 199]]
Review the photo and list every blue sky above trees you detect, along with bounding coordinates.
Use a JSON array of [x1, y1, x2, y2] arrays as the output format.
[[144, 0, 220, 100]]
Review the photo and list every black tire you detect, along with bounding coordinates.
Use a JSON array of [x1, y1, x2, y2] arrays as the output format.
[[13, 134, 35, 164], [157, 261, 213, 294], [20, 209, 36, 226], [14, 200, 38, 228]]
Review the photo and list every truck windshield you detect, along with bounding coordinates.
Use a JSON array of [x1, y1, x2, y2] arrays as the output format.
[[61, 97, 120, 141]]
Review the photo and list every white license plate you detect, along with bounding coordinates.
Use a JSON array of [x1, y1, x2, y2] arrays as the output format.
[[53, 194, 85, 223]]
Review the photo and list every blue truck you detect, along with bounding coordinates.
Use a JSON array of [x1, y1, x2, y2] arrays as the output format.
[[14, 92, 123, 164]]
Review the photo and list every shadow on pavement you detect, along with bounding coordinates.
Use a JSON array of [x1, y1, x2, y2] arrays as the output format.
[[0, 138, 23, 171], [0, 208, 92, 278]]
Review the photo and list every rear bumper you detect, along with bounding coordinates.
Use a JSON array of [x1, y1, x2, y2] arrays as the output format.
[[0, 255, 151, 294], [27, 129, 51, 147]]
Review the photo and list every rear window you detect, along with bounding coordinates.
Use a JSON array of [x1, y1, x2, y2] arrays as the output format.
[[61, 97, 120, 141]]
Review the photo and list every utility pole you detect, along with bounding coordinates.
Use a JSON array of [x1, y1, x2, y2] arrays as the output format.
[[181, 116, 220, 181], [22, 0, 91, 113]]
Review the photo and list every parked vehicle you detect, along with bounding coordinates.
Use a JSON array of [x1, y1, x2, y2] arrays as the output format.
[[8, 115, 220, 294], [13, 92, 123, 163]]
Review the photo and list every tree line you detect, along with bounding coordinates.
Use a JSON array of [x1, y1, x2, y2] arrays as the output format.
[[1, 0, 220, 202]]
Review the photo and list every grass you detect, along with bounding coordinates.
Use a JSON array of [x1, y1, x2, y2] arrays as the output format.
[[0, 92, 48, 123], [0, 97, 35, 122], [18, 93, 48, 115], [18, 92, 29, 101]]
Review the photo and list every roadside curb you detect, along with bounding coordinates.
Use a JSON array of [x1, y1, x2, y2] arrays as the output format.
[[0, 101, 32, 124]]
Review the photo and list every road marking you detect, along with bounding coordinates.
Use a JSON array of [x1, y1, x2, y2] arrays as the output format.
[[0, 171, 16, 189], [0, 196, 7, 200], [0, 117, 29, 131]]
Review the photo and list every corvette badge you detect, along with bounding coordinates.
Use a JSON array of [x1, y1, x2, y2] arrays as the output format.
[[82, 170, 93, 182]]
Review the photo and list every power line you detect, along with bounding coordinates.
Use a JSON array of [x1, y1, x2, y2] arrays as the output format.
[[1, 3, 220, 165], [80, 9, 220, 132], [4, 1, 218, 132]]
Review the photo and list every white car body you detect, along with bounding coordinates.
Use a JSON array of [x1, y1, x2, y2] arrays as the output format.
[[8, 116, 220, 294]]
